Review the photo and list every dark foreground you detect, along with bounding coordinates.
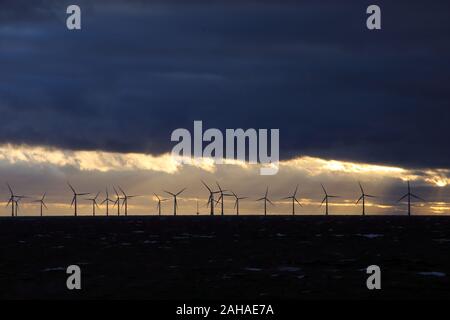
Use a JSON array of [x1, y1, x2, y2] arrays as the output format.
[[1, 215, 450, 300]]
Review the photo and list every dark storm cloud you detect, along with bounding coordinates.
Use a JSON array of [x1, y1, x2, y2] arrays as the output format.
[[1, 0, 450, 169]]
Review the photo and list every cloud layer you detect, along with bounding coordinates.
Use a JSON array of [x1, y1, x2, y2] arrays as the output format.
[[0, 0, 450, 170], [0, 143, 448, 216]]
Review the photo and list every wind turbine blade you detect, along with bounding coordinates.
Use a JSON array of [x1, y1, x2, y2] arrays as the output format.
[[320, 196, 326, 206], [70, 196, 75, 207], [164, 191, 175, 196], [366, 195, 376, 198], [321, 183, 327, 195], [118, 186, 126, 197], [113, 187, 119, 197], [397, 194, 408, 202], [43, 202, 48, 209], [267, 199, 275, 206], [42, 192, 46, 201], [78, 193, 90, 196], [176, 188, 186, 196], [153, 193, 160, 201], [411, 194, 426, 202], [281, 196, 292, 200], [356, 195, 363, 205], [201, 180, 212, 192], [6, 197, 12, 207], [216, 182, 222, 192], [294, 184, 299, 197], [67, 183, 75, 194], [95, 192, 100, 200], [234, 200, 237, 209], [101, 199, 107, 205], [6, 183, 13, 195], [256, 198, 265, 201], [359, 182, 364, 194], [295, 198, 303, 207]]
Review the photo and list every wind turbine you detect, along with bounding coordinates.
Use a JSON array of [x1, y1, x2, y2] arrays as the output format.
[[320, 184, 338, 216], [33, 193, 48, 217], [398, 181, 425, 216], [6, 183, 22, 217], [119, 187, 138, 216], [282, 184, 302, 215], [201, 180, 220, 216], [164, 188, 186, 216], [113, 187, 122, 216], [68, 183, 89, 216], [13, 197, 24, 216], [256, 187, 274, 216], [231, 191, 247, 216], [101, 188, 115, 216], [154, 193, 167, 216], [216, 182, 233, 216], [86, 192, 100, 216], [356, 182, 376, 216]]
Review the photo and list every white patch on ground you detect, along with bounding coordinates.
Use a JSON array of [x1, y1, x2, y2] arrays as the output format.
[[278, 266, 301, 272], [245, 267, 263, 272], [42, 267, 65, 272], [417, 272, 446, 277], [433, 239, 450, 243], [356, 233, 383, 239]]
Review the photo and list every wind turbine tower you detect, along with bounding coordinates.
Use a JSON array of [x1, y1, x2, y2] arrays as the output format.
[[320, 184, 338, 216], [256, 187, 274, 216], [282, 184, 302, 215]]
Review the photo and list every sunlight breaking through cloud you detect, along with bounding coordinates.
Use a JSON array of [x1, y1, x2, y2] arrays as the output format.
[[0, 144, 449, 188]]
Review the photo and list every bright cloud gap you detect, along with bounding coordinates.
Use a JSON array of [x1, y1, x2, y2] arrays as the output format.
[[0, 143, 448, 187]]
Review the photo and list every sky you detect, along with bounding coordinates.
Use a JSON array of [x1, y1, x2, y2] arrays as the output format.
[[0, 0, 449, 216]]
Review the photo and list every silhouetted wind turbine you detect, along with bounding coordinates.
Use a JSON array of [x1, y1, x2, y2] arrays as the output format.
[[113, 187, 122, 216], [6, 183, 20, 217], [164, 188, 186, 216], [13, 197, 23, 216], [202, 180, 220, 216], [154, 193, 167, 216], [33, 193, 48, 217], [282, 184, 302, 215], [356, 182, 376, 216], [398, 181, 425, 216], [101, 188, 115, 216], [119, 187, 138, 216], [231, 191, 247, 216], [68, 183, 89, 216], [256, 187, 274, 216], [320, 184, 338, 216], [86, 192, 100, 216], [216, 182, 233, 216]]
